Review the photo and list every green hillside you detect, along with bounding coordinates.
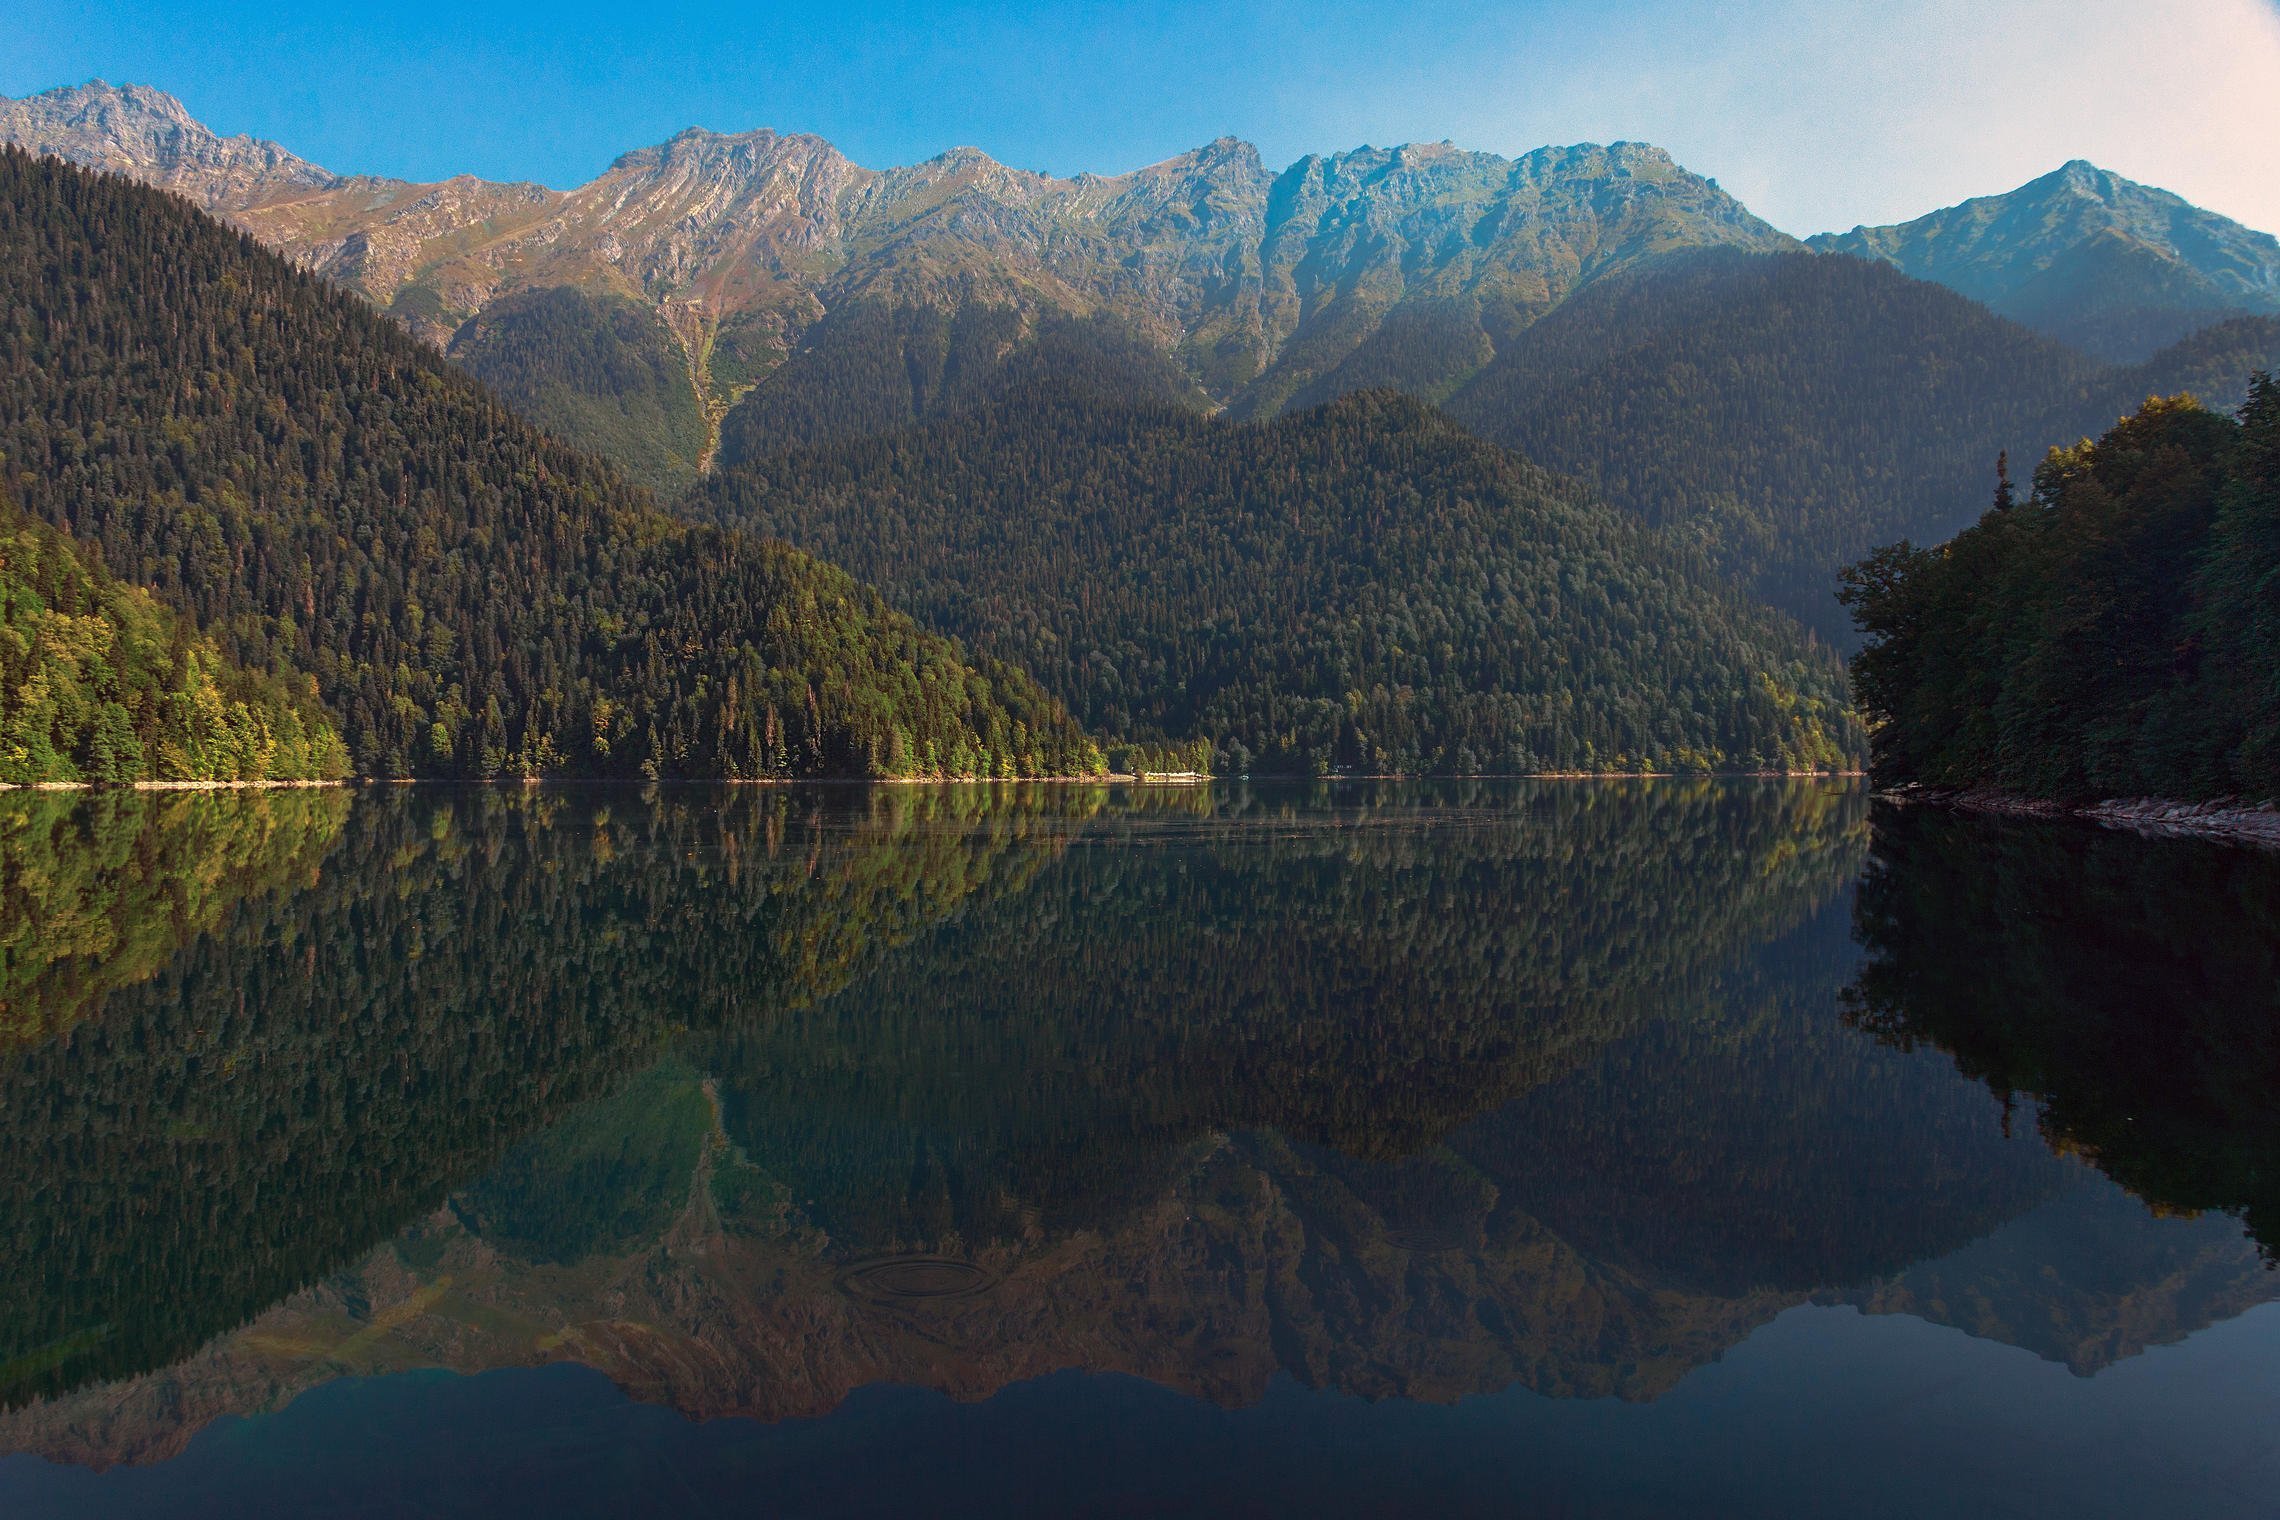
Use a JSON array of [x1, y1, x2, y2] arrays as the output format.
[[1444, 249, 2280, 643], [1, 502, 347, 784], [697, 383, 1863, 775], [447, 286, 713, 495], [0, 148, 1099, 780]]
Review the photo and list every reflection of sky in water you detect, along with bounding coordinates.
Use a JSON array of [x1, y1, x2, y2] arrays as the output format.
[[8, 1301, 2280, 1519]]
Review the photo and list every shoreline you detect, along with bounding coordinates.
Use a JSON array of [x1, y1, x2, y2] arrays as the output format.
[[0, 778, 351, 792], [0, 770, 1865, 794], [1887, 787, 2280, 849]]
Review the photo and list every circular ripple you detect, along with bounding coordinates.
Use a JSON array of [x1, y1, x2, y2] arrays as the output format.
[[836, 1255, 1000, 1304], [1384, 1222, 1471, 1254]]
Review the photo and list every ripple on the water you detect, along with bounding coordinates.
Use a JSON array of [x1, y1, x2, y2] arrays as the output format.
[[836, 1255, 1001, 1305]]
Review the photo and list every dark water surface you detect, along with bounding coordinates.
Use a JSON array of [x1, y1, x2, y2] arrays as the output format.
[[1, 781, 2274, 1517]]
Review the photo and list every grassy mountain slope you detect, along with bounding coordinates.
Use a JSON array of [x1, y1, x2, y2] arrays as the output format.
[[446, 287, 713, 495], [697, 384, 1862, 775], [0, 148, 1098, 780]]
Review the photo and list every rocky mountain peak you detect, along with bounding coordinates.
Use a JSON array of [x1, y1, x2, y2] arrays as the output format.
[[0, 80, 338, 208], [1809, 160, 2280, 360]]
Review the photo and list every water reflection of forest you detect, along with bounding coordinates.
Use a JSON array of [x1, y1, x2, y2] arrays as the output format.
[[1, 782, 2273, 1462], [1847, 806, 2280, 1253]]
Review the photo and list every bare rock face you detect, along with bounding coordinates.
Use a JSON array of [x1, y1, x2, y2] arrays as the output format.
[[0, 82, 1791, 417], [0, 81, 339, 209]]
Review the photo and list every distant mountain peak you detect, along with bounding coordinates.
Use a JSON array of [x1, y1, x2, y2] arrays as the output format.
[[1810, 161, 2280, 361]]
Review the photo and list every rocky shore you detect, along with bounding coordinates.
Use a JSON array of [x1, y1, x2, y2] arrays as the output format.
[[1892, 788, 2280, 849]]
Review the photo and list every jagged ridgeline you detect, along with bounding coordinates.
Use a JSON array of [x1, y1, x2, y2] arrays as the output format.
[[1810, 161, 2280, 365], [697, 386, 1865, 775], [1846, 808, 2280, 1253], [0, 503, 347, 782], [0, 149, 1099, 779], [1842, 383, 2280, 801]]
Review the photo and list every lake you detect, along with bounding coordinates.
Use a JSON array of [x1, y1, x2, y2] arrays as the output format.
[[1, 780, 2274, 1517]]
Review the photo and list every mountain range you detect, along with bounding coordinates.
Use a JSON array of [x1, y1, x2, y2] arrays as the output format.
[[4, 79, 2279, 772], [9, 83, 2275, 431], [7, 79, 2276, 652], [0, 84, 1793, 446]]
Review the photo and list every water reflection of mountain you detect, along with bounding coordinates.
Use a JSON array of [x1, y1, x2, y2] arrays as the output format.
[[2, 781, 2272, 1470], [1847, 807, 2280, 1253], [0, 784, 1097, 1402], [703, 779, 1873, 1246]]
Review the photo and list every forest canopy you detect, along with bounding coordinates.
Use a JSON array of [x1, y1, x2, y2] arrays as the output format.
[[0, 502, 347, 784], [0, 148, 1100, 781], [1840, 376, 2280, 801], [699, 383, 1865, 776]]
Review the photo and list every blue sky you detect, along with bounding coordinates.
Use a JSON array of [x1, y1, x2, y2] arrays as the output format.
[[9, 0, 2279, 235]]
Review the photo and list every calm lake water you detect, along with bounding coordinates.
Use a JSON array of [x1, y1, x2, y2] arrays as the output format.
[[1, 780, 2275, 1517]]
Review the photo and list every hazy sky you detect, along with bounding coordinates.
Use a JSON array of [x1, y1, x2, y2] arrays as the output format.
[[8, 0, 2279, 235]]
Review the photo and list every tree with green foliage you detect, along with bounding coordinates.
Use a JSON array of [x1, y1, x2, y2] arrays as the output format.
[[0, 503, 348, 783], [1840, 377, 2280, 801], [0, 148, 1100, 781]]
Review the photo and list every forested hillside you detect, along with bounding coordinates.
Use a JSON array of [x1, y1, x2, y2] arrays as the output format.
[[697, 383, 1863, 775], [714, 311, 1210, 469], [1443, 250, 2280, 643], [0, 149, 1099, 780], [1841, 380, 2280, 802], [0, 503, 347, 783], [447, 286, 713, 494]]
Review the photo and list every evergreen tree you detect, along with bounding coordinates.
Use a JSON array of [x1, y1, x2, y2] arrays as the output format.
[[1841, 379, 2280, 801], [0, 149, 1100, 780]]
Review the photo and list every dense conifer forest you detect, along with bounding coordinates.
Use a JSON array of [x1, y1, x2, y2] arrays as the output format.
[[1841, 379, 2280, 802], [0, 503, 347, 782], [699, 383, 1865, 775], [0, 150, 1099, 781]]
